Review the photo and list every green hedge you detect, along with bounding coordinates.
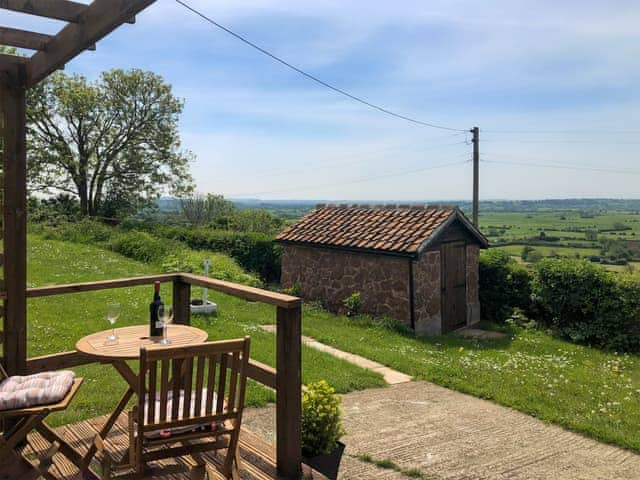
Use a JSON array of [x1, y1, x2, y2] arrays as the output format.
[[126, 224, 281, 282], [37, 218, 115, 244], [34, 221, 262, 287], [533, 259, 640, 351], [480, 253, 640, 351], [108, 231, 176, 264], [479, 249, 532, 322]]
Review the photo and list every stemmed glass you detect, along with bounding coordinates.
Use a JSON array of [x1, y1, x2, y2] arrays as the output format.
[[106, 302, 120, 342], [158, 305, 173, 345]]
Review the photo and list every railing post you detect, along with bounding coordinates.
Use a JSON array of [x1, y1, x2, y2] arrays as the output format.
[[1, 65, 28, 375], [172, 278, 191, 326], [276, 303, 302, 479]]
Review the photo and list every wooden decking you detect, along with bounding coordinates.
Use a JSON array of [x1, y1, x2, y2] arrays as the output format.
[[21, 414, 321, 480]]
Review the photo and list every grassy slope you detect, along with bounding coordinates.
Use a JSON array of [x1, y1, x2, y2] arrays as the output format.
[[28, 233, 640, 452], [27, 235, 384, 426], [300, 310, 640, 452]]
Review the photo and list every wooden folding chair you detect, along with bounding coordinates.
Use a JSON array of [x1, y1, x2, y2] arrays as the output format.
[[0, 364, 84, 479], [99, 337, 251, 480]]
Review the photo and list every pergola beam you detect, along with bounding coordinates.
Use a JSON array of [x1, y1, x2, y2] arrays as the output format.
[[0, 0, 88, 23], [25, 0, 156, 87], [0, 26, 52, 51], [0, 64, 28, 375], [0, 53, 26, 66]]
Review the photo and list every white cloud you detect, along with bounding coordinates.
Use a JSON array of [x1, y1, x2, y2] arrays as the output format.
[[5, 0, 640, 199]]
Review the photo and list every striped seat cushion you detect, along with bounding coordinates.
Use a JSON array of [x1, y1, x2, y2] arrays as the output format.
[[0, 370, 76, 411]]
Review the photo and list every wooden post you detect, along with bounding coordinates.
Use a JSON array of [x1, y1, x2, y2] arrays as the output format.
[[471, 126, 479, 228], [0, 65, 27, 375], [276, 304, 302, 479], [172, 279, 191, 325]]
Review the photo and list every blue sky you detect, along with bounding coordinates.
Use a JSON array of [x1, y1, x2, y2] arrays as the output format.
[[6, 0, 640, 200]]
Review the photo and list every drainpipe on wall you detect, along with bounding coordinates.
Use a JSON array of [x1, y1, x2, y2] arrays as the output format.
[[408, 258, 415, 330]]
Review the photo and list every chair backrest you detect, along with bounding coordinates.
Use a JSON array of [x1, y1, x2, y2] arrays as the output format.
[[137, 337, 251, 432]]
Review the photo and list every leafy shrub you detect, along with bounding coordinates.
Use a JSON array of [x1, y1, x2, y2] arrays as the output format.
[[37, 220, 263, 287], [178, 194, 235, 226], [532, 258, 640, 351], [129, 224, 281, 282], [342, 292, 362, 317], [479, 250, 532, 322], [29, 194, 81, 223], [108, 231, 174, 264], [161, 249, 262, 287], [40, 219, 114, 244], [283, 283, 302, 297], [302, 381, 345, 457]]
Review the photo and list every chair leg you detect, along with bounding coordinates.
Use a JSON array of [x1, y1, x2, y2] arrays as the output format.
[[93, 433, 112, 480], [223, 431, 241, 480], [234, 448, 242, 474], [0, 412, 47, 458], [129, 409, 144, 476], [190, 463, 206, 480]]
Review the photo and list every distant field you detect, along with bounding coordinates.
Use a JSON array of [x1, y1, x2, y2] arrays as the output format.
[[602, 262, 640, 273], [494, 244, 600, 258], [480, 210, 640, 244], [478, 210, 640, 270]]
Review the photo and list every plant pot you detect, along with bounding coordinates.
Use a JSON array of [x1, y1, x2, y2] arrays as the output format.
[[189, 299, 217, 315], [303, 441, 345, 480]]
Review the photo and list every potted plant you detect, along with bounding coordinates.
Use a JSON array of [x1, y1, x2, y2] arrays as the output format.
[[302, 380, 346, 480]]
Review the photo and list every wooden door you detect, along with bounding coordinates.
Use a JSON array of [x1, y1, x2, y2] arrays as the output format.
[[441, 242, 467, 332]]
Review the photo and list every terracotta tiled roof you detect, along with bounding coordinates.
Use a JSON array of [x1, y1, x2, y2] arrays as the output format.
[[276, 204, 482, 255]]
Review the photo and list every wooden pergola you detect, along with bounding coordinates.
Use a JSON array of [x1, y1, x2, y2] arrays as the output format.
[[0, 2, 303, 478]]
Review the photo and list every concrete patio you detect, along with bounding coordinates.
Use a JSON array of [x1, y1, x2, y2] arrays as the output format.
[[244, 381, 640, 479]]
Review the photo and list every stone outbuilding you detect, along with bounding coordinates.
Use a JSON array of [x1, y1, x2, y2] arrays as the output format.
[[276, 204, 488, 334]]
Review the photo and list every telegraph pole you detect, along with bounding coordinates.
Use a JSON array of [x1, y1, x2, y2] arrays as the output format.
[[471, 126, 479, 227]]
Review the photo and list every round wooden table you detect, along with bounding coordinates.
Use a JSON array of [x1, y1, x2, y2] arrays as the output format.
[[76, 324, 209, 361], [75, 324, 208, 463]]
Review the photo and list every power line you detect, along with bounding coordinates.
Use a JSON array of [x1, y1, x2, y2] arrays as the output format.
[[229, 159, 471, 197], [482, 128, 640, 135], [248, 140, 468, 179], [174, 0, 467, 132], [482, 158, 640, 175], [482, 138, 640, 145]]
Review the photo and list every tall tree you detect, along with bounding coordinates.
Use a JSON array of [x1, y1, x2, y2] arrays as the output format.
[[26, 69, 193, 217]]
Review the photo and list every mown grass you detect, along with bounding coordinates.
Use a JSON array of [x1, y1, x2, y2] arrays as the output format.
[[27, 234, 640, 453], [27, 235, 384, 426], [300, 309, 640, 453]]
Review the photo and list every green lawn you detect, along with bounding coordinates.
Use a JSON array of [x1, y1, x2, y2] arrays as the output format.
[[27, 235, 384, 426], [299, 310, 640, 453], [27, 234, 640, 453]]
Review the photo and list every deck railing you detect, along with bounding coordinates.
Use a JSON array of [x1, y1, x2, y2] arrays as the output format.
[[23, 273, 302, 479]]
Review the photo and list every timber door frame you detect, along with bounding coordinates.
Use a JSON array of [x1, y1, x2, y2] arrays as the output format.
[[440, 241, 467, 333]]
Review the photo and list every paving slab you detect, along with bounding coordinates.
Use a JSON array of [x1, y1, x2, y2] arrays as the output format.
[[243, 381, 640, 480], [259, 325, 412, 385]]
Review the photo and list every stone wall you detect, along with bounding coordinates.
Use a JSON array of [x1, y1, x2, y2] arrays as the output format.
[[466, 244, 480, 325], [281, 245, 411, 324], [412, 250, 442, 335]]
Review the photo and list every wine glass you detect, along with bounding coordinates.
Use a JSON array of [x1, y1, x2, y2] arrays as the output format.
[[106, 302, 120, 341], [158, 305, 173, 345]]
